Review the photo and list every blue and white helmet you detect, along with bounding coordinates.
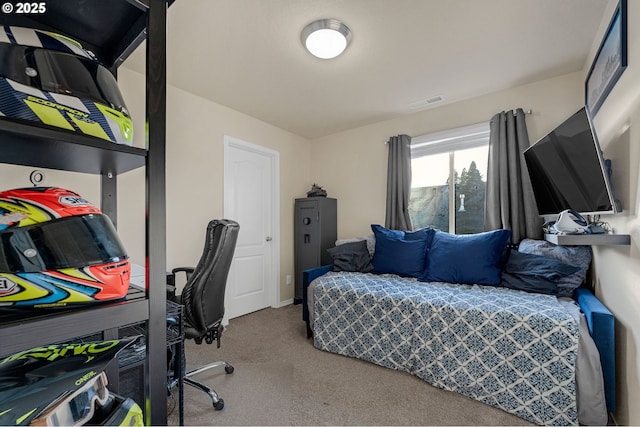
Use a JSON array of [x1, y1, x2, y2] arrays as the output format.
[[0, 26, 96, 60], [0, 26, 134, 145]]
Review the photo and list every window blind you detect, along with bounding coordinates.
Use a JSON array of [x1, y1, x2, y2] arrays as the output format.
[[411, 121, 490, 158]]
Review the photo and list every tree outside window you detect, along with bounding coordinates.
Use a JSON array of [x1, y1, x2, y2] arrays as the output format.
[[410, 145, 488, 234]]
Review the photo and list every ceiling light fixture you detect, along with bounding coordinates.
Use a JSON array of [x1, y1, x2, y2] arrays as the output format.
[[301, 19, 352, 59]]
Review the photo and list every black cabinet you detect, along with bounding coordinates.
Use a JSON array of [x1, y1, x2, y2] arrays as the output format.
[[294, 197, 337, 303], [0, 1, 170, 424]]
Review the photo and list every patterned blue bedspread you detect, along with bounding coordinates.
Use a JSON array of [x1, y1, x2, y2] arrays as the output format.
[[312, 271, 579, 425]]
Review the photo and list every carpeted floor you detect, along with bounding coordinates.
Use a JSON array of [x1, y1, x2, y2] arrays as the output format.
[[167, 304, 532, 426]]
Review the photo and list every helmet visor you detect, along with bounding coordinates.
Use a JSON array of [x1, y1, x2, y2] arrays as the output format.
[[0, 43, 128, 113], [30, 371, 110, 426], [0, 214, 128, 273]]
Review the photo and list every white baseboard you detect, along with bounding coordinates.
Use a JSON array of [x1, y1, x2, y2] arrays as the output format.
[[275, 298, 293, 308]]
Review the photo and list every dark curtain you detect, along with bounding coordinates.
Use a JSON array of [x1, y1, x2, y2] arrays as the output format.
[[485, 109, 542, 243], [385, 134, 413, 231]]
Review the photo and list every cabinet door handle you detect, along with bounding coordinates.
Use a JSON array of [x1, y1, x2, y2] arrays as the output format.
[[265, 236, 273, 242]]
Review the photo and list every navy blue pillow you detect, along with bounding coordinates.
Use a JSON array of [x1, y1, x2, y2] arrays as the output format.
[[371, 236, 428, 278], [422, 229, 511, 285], [500, 250, 581, 295], [370, 225, 433, 278], [371, 224, 435, 245]]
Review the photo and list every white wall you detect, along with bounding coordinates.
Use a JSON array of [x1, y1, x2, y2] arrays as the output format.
[[583, 1, 640, 424], [310, 71, 583, 239], [115, 67, 312, 304]]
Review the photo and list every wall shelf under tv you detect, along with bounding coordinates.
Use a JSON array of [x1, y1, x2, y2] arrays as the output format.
[[544, 233, 631, 246]]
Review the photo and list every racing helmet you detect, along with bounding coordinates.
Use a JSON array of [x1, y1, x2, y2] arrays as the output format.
[[0, 187, 130, 308], [0, 338, 144, 426], [0, 26, 133, 145]]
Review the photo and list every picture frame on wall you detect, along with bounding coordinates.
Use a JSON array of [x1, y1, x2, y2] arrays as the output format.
[[585, 0, 627, 116]]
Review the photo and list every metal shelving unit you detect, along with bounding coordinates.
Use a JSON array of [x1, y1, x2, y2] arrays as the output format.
[[0, 1, 171, 424]]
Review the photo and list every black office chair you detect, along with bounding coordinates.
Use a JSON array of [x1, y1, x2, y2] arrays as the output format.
[[167, 219, 240, 411]]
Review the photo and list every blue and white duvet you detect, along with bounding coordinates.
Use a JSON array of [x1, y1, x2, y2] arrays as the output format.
[[312, 271, 580, 425]]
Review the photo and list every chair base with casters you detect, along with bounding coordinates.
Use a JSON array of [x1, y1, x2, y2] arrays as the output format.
[[167, 353, 234, 411], [166, 219, 241, 412], [167, 316, 235, 411], [182, 361, 234, 410]]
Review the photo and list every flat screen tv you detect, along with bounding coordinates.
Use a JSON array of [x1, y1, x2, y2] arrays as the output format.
[[523, 107, 619, 216]]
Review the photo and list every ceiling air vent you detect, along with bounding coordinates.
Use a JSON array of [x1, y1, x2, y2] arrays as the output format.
[[409, 95, 445, 111]]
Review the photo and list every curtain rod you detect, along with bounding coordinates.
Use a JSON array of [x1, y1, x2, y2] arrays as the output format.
[[494, 109, 533, 120], [500, 108, 533, 115], [384, 109, 533, 144]]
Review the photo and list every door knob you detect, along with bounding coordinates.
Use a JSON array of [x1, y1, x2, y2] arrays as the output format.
[[265, 236, 273, 242]]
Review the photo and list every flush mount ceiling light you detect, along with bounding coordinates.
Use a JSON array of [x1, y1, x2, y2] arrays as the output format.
[[301, 19, 352, 59]]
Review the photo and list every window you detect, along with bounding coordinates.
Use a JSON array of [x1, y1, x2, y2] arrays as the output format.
[[409, 122, 490, 234]]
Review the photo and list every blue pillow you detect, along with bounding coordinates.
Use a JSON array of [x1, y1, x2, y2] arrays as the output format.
[[371, 224, 435, 245], [500, 250, 581, 295], [370, 225, 433, 278], [517, 238, 592, 298], [371, 236, 428, 278], [422, 229, 511, 285]]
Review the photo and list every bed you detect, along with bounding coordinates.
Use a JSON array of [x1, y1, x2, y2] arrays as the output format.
[[301, 227, 615, 426]]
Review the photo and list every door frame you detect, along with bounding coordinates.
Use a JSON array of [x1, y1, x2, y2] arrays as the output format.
[[223, 135, 280, 309]]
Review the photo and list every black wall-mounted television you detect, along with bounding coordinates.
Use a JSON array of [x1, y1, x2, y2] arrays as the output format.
[[523, 107, 619, 216]]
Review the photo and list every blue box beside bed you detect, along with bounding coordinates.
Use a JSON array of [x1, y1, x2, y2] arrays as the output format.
[[302, 226, 616, 425], [574, 287, 615, 413]]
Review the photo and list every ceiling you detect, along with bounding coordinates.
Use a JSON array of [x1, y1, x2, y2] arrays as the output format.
[[123, 0, 611, 139]]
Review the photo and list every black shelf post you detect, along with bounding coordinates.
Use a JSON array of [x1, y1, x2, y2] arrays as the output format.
[[145, 0, 168, 424], [101, 172, 118, 227]]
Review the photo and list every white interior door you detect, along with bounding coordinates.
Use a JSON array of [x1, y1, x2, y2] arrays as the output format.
[[224, 136, 279, 320]]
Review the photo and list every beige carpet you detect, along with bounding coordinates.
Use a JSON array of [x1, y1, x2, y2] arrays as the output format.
[[167, 304, 531, 426]]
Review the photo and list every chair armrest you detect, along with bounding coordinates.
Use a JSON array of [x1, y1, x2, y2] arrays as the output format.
[[172, 266, 195, 278], [166, 267, 195, 301], [575, 287, 616, 413]]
